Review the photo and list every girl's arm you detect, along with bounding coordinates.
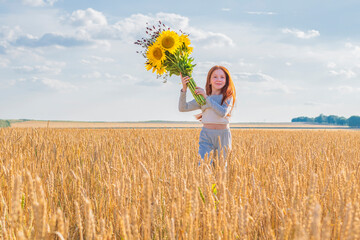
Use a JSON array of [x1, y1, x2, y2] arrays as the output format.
[[203, 96, 233, 117], [179, 89, 201, 112]]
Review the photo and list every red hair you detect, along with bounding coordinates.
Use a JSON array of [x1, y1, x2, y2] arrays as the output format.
[[195, 66, 236, 120], [205, 66, 236, 116]]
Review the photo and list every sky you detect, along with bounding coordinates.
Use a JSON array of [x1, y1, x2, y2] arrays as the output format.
[[0, 0, 359, 122]]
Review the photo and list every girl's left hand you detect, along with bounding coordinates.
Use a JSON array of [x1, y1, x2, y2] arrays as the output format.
[[195, 87, 207, 98]]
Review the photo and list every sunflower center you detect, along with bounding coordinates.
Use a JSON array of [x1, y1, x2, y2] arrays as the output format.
[[153, 48, 163, 60], [162, 36, 175, 49]]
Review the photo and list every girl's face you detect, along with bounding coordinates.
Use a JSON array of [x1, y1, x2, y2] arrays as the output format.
[[210, 69, 226, 93]]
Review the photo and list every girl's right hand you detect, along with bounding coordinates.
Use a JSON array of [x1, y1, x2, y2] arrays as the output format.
[[180, 73, 190, 92]]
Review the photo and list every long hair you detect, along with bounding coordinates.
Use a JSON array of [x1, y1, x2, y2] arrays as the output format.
[[206, 66, 236, 116], [195, 66, 236, 120]]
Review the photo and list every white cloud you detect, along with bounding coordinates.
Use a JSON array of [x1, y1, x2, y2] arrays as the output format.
[[91, 72, 160, 87], [344, 42, 360, 58], [40, 77, 78, 91], [233, 72, 271, 82], [329, 69, 356, 79], [0, 57, 9, 67], [282, 28, 320, 39], [68, 8, 107, 27], [247, 11, 276, 15], [233, 72, 293, 94], [63, 11, 234, 49], [304, 101, 329, 106], [100, 73, 144, 86], [155, 12, 190, 30], [0, 26, 22, 48], [13, 65, 35, 73], [329, 85, 360, 94], [90, 55, 114, 63], [22, 0, 44, 6], [193, 31, 234, 49], [81, 71, 128, 82], [102, 12, 189, 40], [238, 59, 253, 67], [121, 74, 137, 82], [3, 46, 44, 66], [81, 71, 102, 79], [221, 8, 231, 12], [104, 73, 118, 79], [13, 76, 78, 92], [197, 61, 233, 70], [327, 62, 336, 68], [63, 11, 151, 41], [22, 0, 58, 7], [13, 33, 91, 48], [81, 55, 115, 64], [13, 61, 65, 74]]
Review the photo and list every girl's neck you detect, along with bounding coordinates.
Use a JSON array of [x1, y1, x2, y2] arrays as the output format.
[[211, 89, 222, 95]]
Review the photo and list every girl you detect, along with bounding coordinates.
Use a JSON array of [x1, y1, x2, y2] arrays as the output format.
[[179, 66, 236, 164]]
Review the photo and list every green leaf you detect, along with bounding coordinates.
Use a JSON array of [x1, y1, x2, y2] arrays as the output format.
[[212, 184, 217, 195], [21, 194, 25, 209], [198, 187, 205, 203]]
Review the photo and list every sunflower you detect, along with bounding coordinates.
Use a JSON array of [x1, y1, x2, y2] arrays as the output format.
[[145, 62, 167, 75], [180, 34, 193, 53], [180, 34, 191, 47], [155, 65, 166, 75], [145, 63, 156, 73], [156, 30, 181, 54], [146, 43, 166, 68]]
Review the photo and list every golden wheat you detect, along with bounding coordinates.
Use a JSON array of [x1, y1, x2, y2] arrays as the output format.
[[0, 128, 359, 239]]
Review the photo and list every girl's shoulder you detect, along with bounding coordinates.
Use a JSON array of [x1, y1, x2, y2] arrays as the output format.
[[209, 94, 233, 105]]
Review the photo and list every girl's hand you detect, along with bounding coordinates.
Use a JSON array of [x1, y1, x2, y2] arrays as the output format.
[[195, 87, 207, 98], [180, 73, 190, 92]]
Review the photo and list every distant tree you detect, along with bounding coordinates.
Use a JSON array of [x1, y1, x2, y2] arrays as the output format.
[[292, 114, 353, 126], [291, 116, 314, 122], [314, 114, 327, 124], [348, 116, 360, 128], [336, 117, 348, 125], [327, 115, 338, 125], [0, 120, 10, 128]]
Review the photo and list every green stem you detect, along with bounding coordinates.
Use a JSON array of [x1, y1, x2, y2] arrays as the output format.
[[187, 82, 199, 102], [166, 51, 206, 105], [189, 78, 206, 105], [188, 78, 198, 98], [187, 77, 206, 106]]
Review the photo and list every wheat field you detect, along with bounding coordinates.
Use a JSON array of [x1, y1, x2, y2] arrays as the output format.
[[10, 121, 348, 129], [0, 128, 360, 239]]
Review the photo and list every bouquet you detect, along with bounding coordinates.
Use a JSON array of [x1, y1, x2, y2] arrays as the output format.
[[134, 21, 206, 106]]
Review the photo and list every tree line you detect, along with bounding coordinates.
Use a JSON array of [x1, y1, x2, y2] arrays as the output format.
[[292, 114, 360, 127], [0, 120, 10, 128]]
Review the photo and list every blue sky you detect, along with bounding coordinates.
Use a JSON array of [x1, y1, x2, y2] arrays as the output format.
[[0, 0, 359, 122]]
